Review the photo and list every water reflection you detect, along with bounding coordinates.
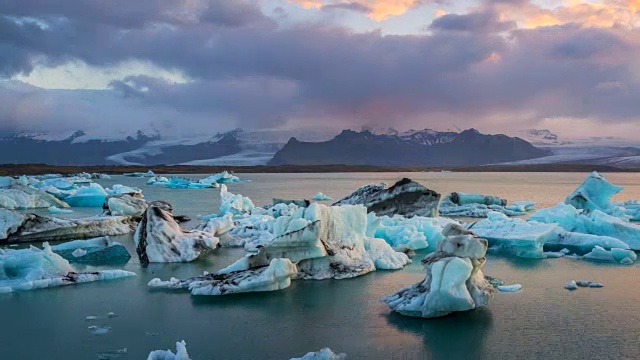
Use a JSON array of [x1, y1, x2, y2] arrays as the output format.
[[385, 308, 493, 360]]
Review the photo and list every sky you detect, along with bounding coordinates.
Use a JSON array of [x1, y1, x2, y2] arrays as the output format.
[[1, 0, 639, 141]]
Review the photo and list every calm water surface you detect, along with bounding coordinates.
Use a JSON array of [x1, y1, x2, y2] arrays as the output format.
[[2, 172, 640, 360]]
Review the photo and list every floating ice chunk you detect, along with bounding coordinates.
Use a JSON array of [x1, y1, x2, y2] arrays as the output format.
[[107, 184, 143, 196], [0, 243, 135, 293], [65, 183, 109, 207], [364, 237, 410, 270], [566, 171, 623, 212], [365, 213, 454, 251], [506, 201, 536, 212], [219, 185, 255, 216], [530, 203, 640, 249], [470, 212, 558, 258], [544, 251, 565, 258], [88, 325, 111, 335], [312, 193, 333, 201], [564, 280, 578, 290], [547, 232, 630, 252], [48, 206, 73, 214], [71, 248, 87, 257], [51, 237, 131, 264], [147, 176, 170, 185], [147, 340, 191, 360], [107, 194, 148, 217], [381, 233, 493, 318], [575, 280, 604, 288], [149, 258, 298, 296], [582, 246, 637, 264], [439, 192, 532, 218], [86, 316, 98, 321], [199, 171, 241, 185], [135, 206, 219, 263], [290, 348, 347, 360], [0, 183, 69, 210], [0, 209, 136, 243], [107, 312, 117, 317], [334, 178, 441, 218], [497, 284, 522, 292], [96, 348, 127, 360]]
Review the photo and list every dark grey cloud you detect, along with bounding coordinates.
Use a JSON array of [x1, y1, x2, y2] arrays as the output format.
[[0, 1, 639, 136], [322, 2, 372, 14], [430, 11, 516, 32]]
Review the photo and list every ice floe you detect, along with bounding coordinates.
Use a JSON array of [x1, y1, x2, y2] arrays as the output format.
[[381, 229, 493, 318], [0, 209, 136, 243], [0, 243, 134, 293], [290, 348, 347, 360], [439, 192, 534, 218], [106, 194, 148, 217], [312, 193, 333, 201], [50, 236, 131, 264], [0, 181, 69, 210], [48, 206, 73, 214]]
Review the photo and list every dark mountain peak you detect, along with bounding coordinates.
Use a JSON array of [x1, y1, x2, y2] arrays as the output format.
[[64, 130, 86, 142]]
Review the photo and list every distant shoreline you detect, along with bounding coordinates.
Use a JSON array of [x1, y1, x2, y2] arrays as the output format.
[[0, 163, 638, 176]]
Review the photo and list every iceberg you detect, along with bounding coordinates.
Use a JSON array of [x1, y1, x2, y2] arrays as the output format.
[[381, 231, 493, 318], [124, 170, 156, 177], [148, 258, 298, 295], [147, 176, 169, 185], [566, 172, 640, 221], [0, 209, 136, 243], [219, 185, 255, 216], [147, 340, 191, 360], [65, 183, 109, 207], [48, 206, 73, 214], [529, 203, 640, 249], [107, 184, 143, 196], [0, 183, 70, 210], [439, 192, 533, 218], [470, 212, 559, 258], [134, 206, 219, 264], [290, 348, 347, 360], [0, 243, 134, 293], [582, 246, 637, 265], [198, 171, 241, 185], [51, 237, 131, 264], [106, 194, 148, 217], [312, 193, 333, 201], [333, 178, 441, 218], [365, 213, 456, 251]]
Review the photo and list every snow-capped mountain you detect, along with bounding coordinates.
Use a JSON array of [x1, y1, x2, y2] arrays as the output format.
[[368, 127, 458, 146]]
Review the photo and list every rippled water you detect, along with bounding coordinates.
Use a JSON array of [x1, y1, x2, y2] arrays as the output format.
[[2, 172, 640, 360]]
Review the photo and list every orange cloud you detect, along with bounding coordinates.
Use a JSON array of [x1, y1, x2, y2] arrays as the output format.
[[288, 0, 424, 21], [434, 9, 446, 17]]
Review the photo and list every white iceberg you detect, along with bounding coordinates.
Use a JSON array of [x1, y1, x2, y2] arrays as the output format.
[[566, 171, 640, 221], [147, 176, 170, 185], [219, 185, 255, 216], [0, 183, 70, 210], [107, 184, 143, 196], [290, 348, 347, 360], [48, 206, 73, 214], [0, 209, 136, 243], [0, 243, 134, 293], [312, 193, 333, 201], [199, 171, 241, 185], [107, 194, 148, 217], [134, 206, 219, 263], [381, 232, 493, 318], [147, 340, 191, 360], [148, 258, 298, 295]]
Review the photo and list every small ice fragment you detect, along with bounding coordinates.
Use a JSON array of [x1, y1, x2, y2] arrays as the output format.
[[312, 192, 333, 201], [203, 271, 209, 276], [576, 280, 591, 287], [621, 257, 634, 265], [9, 244, 18, 247], [106, 312, 117, 318], [544, 251, 565, 258], [88, 325, 111, 335], [588, 282, 604, 288], [560, 248, 570, 254], [497, 284, 522, 292], [97, 348, 127, 359], [145, 331, 163, 336], [72, 248, 87, 258], [86, 316, 98, 321], [565, 280, 578, 290]]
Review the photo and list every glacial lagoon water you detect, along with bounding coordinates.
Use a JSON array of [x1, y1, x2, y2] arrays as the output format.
[[2, 172, 640, 360]]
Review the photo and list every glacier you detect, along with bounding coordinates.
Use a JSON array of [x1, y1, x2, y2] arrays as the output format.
[[134, 206, 219, 264], [0, 243, 134, 293], [381, 230, 493, 318], [148, 258, 298, 295], [0, 209, 136, 243]]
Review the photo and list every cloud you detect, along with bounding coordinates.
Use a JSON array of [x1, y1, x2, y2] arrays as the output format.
[[0, 0, 639, 139], [288, 0, 426, 21]]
